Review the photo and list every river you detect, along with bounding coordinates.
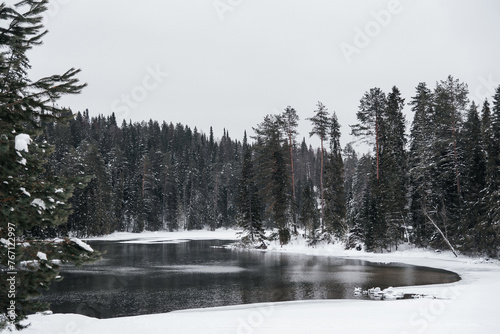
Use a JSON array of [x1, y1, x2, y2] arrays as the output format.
[[37, 239, 460, 318]]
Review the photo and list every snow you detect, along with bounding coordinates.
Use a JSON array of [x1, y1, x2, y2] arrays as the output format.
[[87, 228, 240, 243], [37, 252, 47, 261], [20, 187, 31, 197], [19, 231, 500, 334], [31, 198, 46, 210], [14, 133, 31, 152], [69, 237, 94, 253]]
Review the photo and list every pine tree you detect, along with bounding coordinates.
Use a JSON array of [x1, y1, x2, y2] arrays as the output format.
[[279, 106, 299, 233], [323, 112, 346, 238], [343, 143, 358, 230], [0, 2, 99, 329], [351, 88, 387, 181], [307, 102, 330, 230]]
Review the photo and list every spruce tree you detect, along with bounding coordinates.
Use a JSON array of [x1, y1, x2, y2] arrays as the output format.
[[460, 102, 486, 253], [379, 86, 407, 249], [484, 85, 500, 256], [408, 82, 438, 246], [237, 132, 264, 243], [430, 76, 469, 247], [0, 1, 99, 329], [253, 115, 291, 244], [299, 178, 319, 244]]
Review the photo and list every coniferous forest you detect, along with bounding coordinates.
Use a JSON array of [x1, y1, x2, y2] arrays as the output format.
[[40, 76, 500, 258], [3, 2, 500, 332]]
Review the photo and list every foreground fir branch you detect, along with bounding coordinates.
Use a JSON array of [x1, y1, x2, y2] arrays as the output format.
[[0, 1, 99, 330]]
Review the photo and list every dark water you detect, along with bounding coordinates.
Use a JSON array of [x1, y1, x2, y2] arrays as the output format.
[[37, 240, 460, 319]]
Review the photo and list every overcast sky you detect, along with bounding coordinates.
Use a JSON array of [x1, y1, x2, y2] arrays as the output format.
[[24, 0, 500, 150]]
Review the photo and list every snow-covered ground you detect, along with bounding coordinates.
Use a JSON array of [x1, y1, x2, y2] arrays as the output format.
[[17, 230, 500, 334]]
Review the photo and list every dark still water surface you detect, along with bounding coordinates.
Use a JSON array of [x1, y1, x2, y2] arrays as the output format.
[[38, 240, 460, 319]]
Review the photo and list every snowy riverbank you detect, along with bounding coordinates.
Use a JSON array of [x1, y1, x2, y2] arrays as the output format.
[[17, 230, 500, 334]]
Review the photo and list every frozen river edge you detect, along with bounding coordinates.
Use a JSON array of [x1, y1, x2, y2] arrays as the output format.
[[18, 229, 500, 334]]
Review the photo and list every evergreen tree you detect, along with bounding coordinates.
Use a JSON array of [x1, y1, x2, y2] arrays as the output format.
[[484, 85, 500, 256], [459, 102, 486, 252], [0, 2, 98, 329], [237, 132, 264, 244], [343, 143, 358, 230], [253, 115, 291, 244], [299, 178, 319, 244], [353, 156, 378, 250], [307, 102, 330, 230], [379, 86, 407, 249], [279, 106, 299, 233], [408, 82, 435, 246], [434, 76, 469, 195], [73, 140, 113, 237], [351, 88, 387, 180], [345, 154, 372, 248], [323, 112, 346, 238], [430, 76, 469, 247]]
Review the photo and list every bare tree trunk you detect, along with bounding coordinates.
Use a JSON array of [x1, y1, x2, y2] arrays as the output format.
[[320, 137, 324, 230], [376, 113, 380, 180], [163, 165, 168, 227], [452, 114, 461, 193], [142, 160, 146, 197], [423, 208, 458, 257], [288, 123, 296, 201], [288, 124, 297, 233]]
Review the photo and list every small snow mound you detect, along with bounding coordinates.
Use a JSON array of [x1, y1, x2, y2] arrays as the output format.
[[70, 238, 94, 252], [20, 187, 31, 197], [37, 252, 47, 261], [15, 133, 32, 152], [31, 198, 46, 210], [36, 310, 53, 316]]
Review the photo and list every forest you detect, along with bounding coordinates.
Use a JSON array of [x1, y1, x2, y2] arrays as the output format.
[[40, 76, 500, 257]]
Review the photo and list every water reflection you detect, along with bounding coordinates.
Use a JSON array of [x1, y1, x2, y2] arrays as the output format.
[[37, 240, 460, 319]]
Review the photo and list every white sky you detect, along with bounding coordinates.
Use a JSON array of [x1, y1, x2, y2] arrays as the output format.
[[24, 0, 500, 150]]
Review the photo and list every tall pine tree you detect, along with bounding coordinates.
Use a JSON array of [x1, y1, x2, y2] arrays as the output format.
[[308, 102, 330, 231], [323, 112, 346, 238]]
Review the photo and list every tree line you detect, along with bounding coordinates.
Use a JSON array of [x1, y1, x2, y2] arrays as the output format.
[[6, 2, 498, 330], [41, 76, 500, 257]]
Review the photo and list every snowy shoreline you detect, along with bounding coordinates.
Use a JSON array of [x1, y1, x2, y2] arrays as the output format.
[[18, 230, 500, 334]]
